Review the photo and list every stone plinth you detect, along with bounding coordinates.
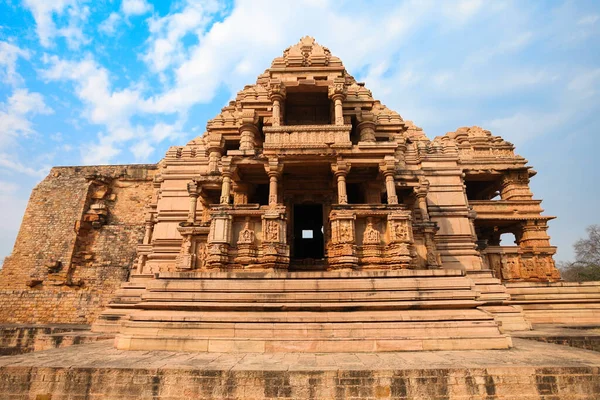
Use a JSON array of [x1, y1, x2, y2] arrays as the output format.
[[1, 338, 600, 399], [108, 269, 512, 352]]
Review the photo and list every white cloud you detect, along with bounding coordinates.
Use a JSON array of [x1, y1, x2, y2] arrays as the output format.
[[441, 0, 484, 25], [0, 42, 30, 85], [42, 55, 141, 129], [130, 140, 154, 161], [141, 0, 439, 114], [578, 15, 599, 26], [485, 110, 569, 147], [567, 68, 600, 98], [465, 32, 534, 66], [0, 190, 28, 262], [41, 54, 187, 164], [80, 141, 121, 165], [121, 0, 152, 17], [7, 89, 53, 115], [0, 153, 50, 177], [99, 12, 122, 35], [0, 89, 53, 149], [0, 181, 19, 196], [143, 0, 221, 73], [22, 0, 89, 48]]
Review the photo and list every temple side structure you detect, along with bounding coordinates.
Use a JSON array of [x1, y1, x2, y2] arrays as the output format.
[[1, 37, 596, 354]]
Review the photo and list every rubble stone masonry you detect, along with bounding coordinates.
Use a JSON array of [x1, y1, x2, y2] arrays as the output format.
[[0, 164, 156, 324]]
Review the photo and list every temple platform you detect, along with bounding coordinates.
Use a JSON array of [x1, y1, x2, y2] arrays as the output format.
[[96, 269, 514, 352], [1, 338, 599, 399]]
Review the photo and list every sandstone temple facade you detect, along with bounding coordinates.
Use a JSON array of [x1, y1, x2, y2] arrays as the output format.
[[1, 37, 593, 355]]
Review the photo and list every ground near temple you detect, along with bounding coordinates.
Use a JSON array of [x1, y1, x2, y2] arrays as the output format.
[[1, 336, 600, 399]]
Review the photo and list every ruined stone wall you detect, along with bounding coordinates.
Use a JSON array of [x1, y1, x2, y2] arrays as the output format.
[[0, 164, 156, 324], [1, 365, 599, 399]]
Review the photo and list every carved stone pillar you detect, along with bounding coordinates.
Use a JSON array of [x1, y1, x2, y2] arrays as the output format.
[[269, 80, 286, 127], [143, 215, 154, 244], [501, 170, 533, 200], [414, 177, 430, 222], [331, 160, 351, 205], [187, 181, 200, 223], [136, 253, 147, 274], [328, 78, 347, 126], [394, 135, 407, 169], [206, 134, 224, 174], [421, 222, 440, 269], [265, 158, 283, 207], [137, 211, 155, 274], [358, 120, 376, 142], [239, 124, 258, 151], [220, 175, 232, 204], [220, 157, 234, 205], [385, 175, 398, 205], [239, 109, 259, 151], [380, 156, 398, 205], [357, 111, 376, 142]]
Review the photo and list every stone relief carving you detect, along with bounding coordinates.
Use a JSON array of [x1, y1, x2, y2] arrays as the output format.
[[363, 219, 381, 245], [391, 221, 409, 242], [238, 221, 255, 245], [265, 220, 280, 242]]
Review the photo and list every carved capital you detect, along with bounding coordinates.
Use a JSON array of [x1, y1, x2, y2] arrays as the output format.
[[187, 180, 201, 197], [220, 156, 236, 177], [379, 156, 397, 176], [414, 177, 430, 198], [328, 77, 347, 100], [268, 80, 286, 100], [264, 157, 283, 178], [331, 159, 351, 177], [240, 109, 258, 125], [205, 133, 224, 154]]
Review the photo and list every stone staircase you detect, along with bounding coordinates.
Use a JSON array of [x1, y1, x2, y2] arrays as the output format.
[[91, 274, 155, 333], [467, 270, 532, 332], [507, 281, 600, 325], [112, 269, 512, 352]]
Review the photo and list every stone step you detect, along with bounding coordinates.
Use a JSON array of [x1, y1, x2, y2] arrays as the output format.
[[147, 276, 474, 293], [140, 289, 477, 303], [127, 308, 494, 323], [119, 320, 502, 341], [508, 294, 600, 301], [506, 281, 600, 325], [158, 269, 465, 279], [135, 299, 484, 312], [115, 334, 512, 352]]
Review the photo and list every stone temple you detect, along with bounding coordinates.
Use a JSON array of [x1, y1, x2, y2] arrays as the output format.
[[1, 37, 600, 398]]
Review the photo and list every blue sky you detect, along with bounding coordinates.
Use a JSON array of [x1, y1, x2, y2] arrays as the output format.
[[0, 0, 599, 263]]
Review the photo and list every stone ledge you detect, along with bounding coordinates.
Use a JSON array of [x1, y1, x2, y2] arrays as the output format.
[[157, 268, 466, 279], [1, 338, 599, 399]]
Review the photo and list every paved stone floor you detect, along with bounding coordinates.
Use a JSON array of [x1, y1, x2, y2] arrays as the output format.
[[1, 337, 599, 370], [1, 338, 600, 399]]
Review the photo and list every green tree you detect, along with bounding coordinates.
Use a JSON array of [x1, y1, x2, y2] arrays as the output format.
[[559, 225, 600, 281]]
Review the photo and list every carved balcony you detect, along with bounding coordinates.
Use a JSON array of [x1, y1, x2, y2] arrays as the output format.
[[263, 124, 352, 154], [469, 200, 552, 221]]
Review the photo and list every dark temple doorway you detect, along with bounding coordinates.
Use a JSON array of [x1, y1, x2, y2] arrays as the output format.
[[293, 204, 324, 260]]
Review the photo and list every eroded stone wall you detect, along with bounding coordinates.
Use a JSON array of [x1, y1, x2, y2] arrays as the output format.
[[1, 366, 599, 399], [0, 165, 156, 324]]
